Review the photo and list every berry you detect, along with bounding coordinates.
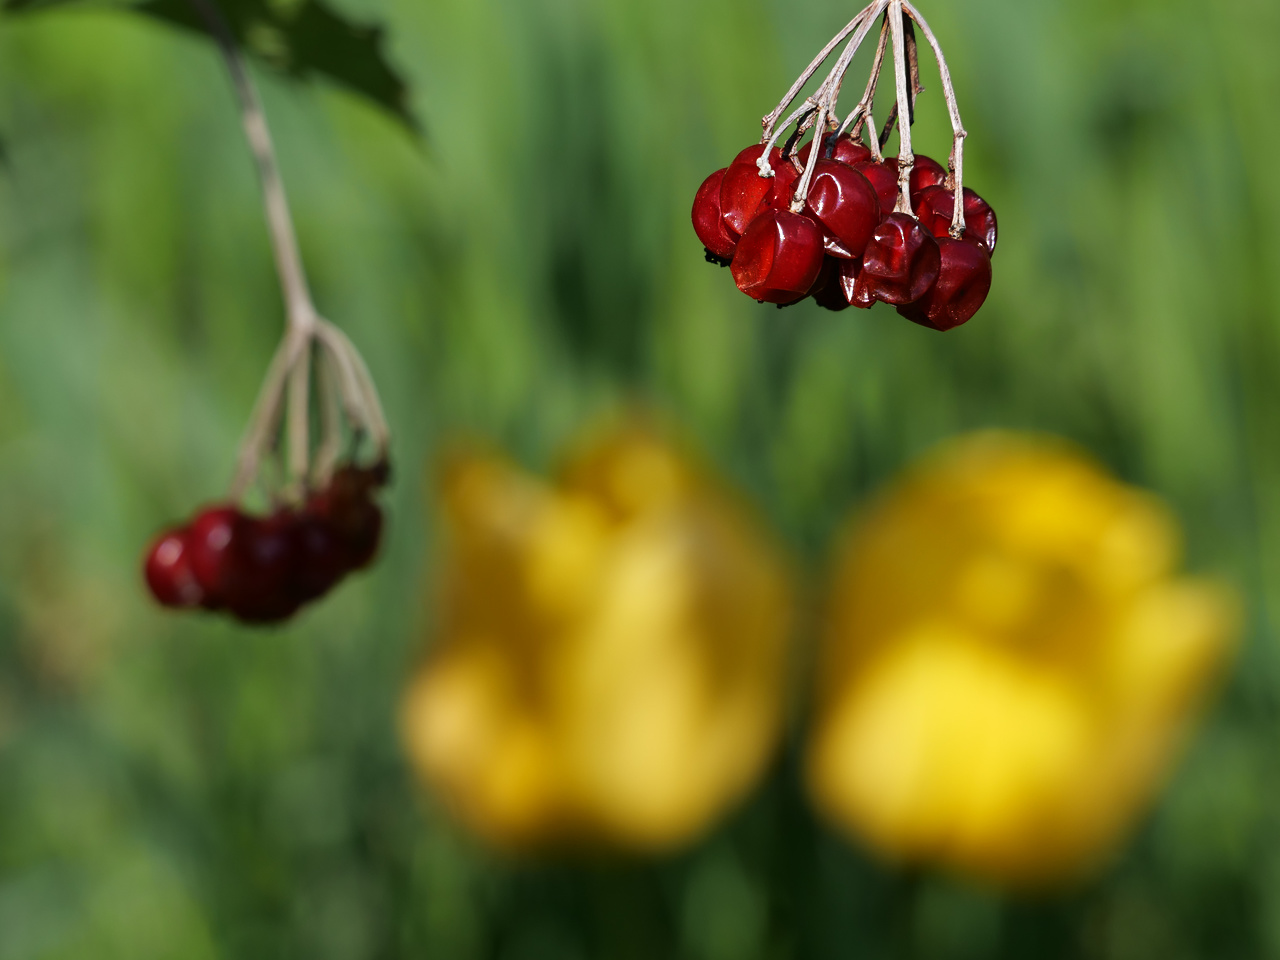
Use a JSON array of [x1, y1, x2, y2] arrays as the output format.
[[309, 465, 386, 570], [142, 468, 389, 623], [851, 212, 941, 306], [344, 503, 384, 570], [730, 208, 825, 304], [851, 160, 901, 216], [798, 133, 872, 167], [144, 529, 204, 608], [692, 169, 737, 264], [222, 511, 301, 624], [887, 154, 948, 200], [757, 158, 802, 214], [914, 185, 998, 256], [804, 160, 880, 259], [687, 7, 994, 327], [810, 258, 851, 312], [187, 505, 244, 608], [366, 459, 392, 487], [291, 513, 350, 602], [898, 237, 992, 331], [837, 258, 874, 309], [720, 145, 784, 237], [186, 505, 303, 623]]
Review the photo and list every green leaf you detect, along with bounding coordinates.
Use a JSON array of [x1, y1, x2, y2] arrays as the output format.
[[4, 0, 422, 137]]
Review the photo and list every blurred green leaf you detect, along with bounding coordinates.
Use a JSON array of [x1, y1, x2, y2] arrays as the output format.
[[3, 0, 420, 135]]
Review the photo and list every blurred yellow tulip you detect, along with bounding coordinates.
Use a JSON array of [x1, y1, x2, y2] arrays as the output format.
[[806, 432, 1239, 887], [402, 424, 794, 853]]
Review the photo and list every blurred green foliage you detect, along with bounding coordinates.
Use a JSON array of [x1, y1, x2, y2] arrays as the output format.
[[4, 0, 418, 133], [0, 0, 1278, 957]]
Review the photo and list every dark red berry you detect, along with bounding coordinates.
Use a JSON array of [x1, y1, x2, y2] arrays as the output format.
[[344, 504, 383, 570], [692, 168, 737, 263], [309, 465, 385, 570], [729, 208, 825, 304], [851, 212, 941, 306], [185, 505, 304, 623], [887, 154, 948, 201], [757, 158, 802, 214], [144, 528, 204, 608], [837, 258, 874, 309], [222, 511, 301, 624], [720, 145, 783, 237], [290, 514, 350, 602], [798, 133, 872, 167], [804, 160, 880, 259], [914, 185, 998, 256], [144, 460, 390, 623], [809, 258, 851, 312], [318, 463, 383, 506], [898, 237, 992, 331], [187, 505, 244, 608], [366, 458, 392, 488], [851, 160, 901, 217]]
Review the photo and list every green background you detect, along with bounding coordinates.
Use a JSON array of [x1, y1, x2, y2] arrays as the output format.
[[1, 0, 1278, 956]]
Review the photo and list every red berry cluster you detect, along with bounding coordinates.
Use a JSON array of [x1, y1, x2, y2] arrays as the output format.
[[144, 462, 388, 625], [692, 133, 996, 330]]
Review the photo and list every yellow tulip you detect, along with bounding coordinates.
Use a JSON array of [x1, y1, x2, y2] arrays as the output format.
[[402, 424, 793, 853], [805, 432, 1238, 887]]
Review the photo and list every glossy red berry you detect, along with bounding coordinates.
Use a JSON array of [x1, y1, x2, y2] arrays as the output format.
[[798, 133, 872, 167], [720, 145, 783, 237], [757, 158, 801, 214], [187, 505, 244, 608], [851, 212, 941, 306], [851, 160, 901, 216], [222, 512, 301, 624], [898, 237, 992, 331], [144, 529, 204, 608], [730, 208, 825, 304], [887, 154, 948, 200], [804, 160, 880, 259], [810, 258, 851, 312], [692, 168, 737, 263], [914, 185, 998, 256], [837, 258, 874, 309]]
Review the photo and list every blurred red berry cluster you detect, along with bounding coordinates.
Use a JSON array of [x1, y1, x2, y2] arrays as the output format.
[[144, 462, 388, 625]]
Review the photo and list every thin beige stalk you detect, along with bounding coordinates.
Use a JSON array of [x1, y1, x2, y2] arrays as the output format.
[[188, 0, 391, 500]]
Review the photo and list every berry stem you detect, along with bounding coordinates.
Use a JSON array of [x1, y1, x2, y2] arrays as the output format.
[[875, 19, 924, 152], [287, 342, 311, 486], [315, 321, 391, 456], [789, 101, 830, 213], [759, 100, 814, 175], [878, 103, 899, 150], [821, 1, 890, 121], [760, 1, 880, 142], [888, 0, 915, 214], [186, 0, 317, 334], [841, 14, 890, 162], [230, 335, 301, 498], [904, 17, 923, 126], [787, 2, 888, 209], [316, 350, 343, 481], [188, 0, 393, 500], [901, 0, 969, 236]]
